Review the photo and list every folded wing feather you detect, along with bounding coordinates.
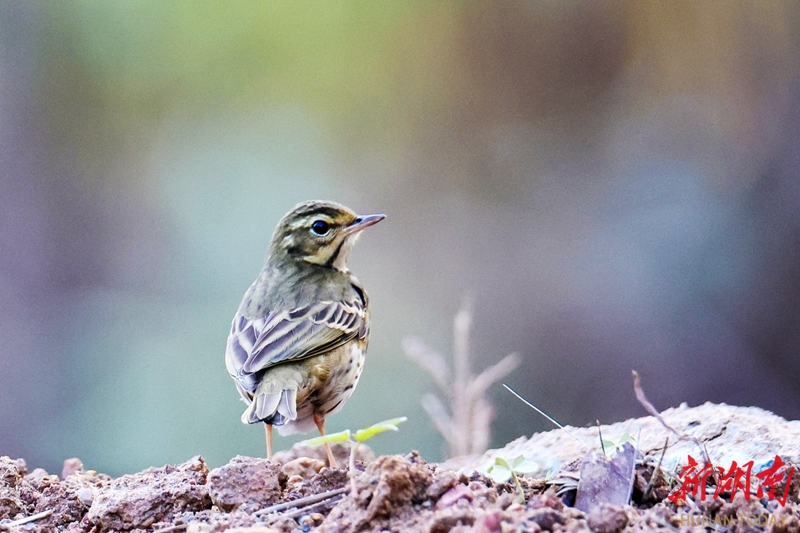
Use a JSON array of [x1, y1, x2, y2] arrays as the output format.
[[225, 299, 366, 425]]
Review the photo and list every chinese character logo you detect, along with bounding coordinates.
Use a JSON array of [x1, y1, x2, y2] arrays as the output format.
[[668, 455, 794, 505]]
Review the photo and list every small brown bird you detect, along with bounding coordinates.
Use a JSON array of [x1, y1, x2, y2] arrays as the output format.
[[225, 200, 384, 467]]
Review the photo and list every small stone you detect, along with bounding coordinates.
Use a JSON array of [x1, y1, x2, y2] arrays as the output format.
[[427, 469, 459, 499], [436, 485, 474, 510], [62, 458, 84, 479], [76, 487, 94, 505], [586, 503, 628, 533], [563, 507, 585, 520], [496, 493, 514, 510], [207, 456, 282, 512], [429, 507, 476, 533], [474, 509, 504, 533], [284, 474, 304, 492], [527, 492, 564, 511], [0, 457, 25, 488], [282, 457, 325, 480], [24, 468, 49, 483], [527, 508, 566, 531]]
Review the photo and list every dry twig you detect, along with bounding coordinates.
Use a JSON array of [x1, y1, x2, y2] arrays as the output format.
[[264, 497, 343, 524], [631, 371, 712, 467], [403, 298, 520, 458], [254, 487, 347, 517], [643, 437, 670, 501], [151, 524, 187, 533], [0, 509, 53, 531]]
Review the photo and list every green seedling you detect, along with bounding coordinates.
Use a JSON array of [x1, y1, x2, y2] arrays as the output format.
[[303, 417, 407, 495], [486, 455, 539, 504], [600, 431, 636, 456]]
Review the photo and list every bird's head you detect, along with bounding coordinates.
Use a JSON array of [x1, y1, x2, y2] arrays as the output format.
[[268, 200, 385, 272]]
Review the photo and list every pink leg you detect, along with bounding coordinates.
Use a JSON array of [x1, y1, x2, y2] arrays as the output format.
[[265, 424, 273, 461], [314, 413, 338, 468]]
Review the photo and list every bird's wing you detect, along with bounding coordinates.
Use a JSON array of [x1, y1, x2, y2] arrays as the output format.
[[225, 299, 367, 390]]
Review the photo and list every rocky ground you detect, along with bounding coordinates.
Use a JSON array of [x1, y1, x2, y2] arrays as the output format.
[[2, 403, 800, 533]]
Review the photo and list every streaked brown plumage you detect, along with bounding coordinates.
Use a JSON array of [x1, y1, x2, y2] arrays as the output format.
[[225, 200, 384, 467]]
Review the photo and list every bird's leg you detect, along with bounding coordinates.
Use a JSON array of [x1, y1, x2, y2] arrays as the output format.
[[314, 413, 338, 468], [265, 423, 273, 461]]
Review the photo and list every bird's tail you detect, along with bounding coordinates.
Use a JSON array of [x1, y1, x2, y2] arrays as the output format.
[[241, 388, 298, 426]]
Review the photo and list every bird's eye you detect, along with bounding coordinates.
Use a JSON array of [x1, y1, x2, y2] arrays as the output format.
[[311, 220, 330, 235]]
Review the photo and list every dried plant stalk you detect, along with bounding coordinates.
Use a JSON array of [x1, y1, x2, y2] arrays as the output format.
[[402, 298, 520, 458]]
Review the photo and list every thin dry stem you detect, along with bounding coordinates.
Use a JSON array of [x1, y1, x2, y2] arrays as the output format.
[[403, 298, 519, 458], [421, 393, 455, 448], [151, 525, 187, 533], [631, 371, 712, 468], [0, 510, 54, 530], [471, 396, 493, 454], [597, 420, 606, 456], [452, 301, 472, 455], [349, 442, 358, 497], [503, 384, 589, 451], [401, 337, 451, 390], [466, 353, 521, 400], [265, 497, 344, 523], [254, 487, 347, 517], [643, 437, 670, 500]]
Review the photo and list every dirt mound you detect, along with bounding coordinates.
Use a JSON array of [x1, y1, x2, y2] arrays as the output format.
[[2, 404, 799, 532]]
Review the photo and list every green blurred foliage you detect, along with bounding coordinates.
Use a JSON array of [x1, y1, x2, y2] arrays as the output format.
[[43, 2, 453, 141]]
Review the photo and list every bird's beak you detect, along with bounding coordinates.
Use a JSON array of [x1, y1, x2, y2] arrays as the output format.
[[345, 213, 386, 234]]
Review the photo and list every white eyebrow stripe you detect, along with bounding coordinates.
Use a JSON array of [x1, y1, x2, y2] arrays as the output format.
[[288, 215, 336, 231]]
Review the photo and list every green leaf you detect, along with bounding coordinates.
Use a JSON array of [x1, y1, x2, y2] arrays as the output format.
[[303, 429, 351, 446], [513, 459, 539, 475], [601, 439, 616, 450], [375, 416, 409, 427], [618, 431, 634, 444], [353, 417, 407, 442], [493, 456, 511, 469], [487, 464, 512, 483]]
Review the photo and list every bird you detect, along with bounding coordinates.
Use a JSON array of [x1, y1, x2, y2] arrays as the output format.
[[225, 200, 385, 468]]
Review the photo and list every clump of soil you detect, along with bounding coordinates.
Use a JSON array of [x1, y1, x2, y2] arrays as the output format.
[[3, 404, 800, 532]]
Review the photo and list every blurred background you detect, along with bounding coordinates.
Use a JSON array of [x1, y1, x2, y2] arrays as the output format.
[[2, 1, 800, 477]]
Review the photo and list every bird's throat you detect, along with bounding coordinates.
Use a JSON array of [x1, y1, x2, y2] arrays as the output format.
[[327, 234, 358, 272]]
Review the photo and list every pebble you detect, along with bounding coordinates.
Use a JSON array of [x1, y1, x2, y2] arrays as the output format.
[[61, 458, 84, 479], [76, 487, 94, 505]]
